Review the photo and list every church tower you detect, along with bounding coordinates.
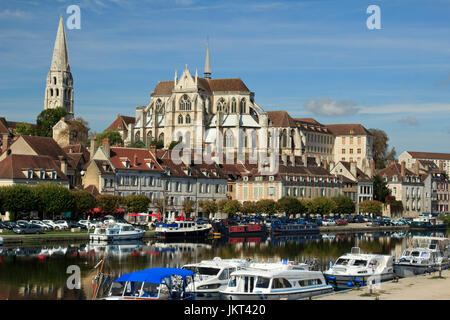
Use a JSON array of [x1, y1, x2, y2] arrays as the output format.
[[44, 16, 74, 120]]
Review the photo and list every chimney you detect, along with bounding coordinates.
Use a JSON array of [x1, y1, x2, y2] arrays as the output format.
[[89, 137, 97, 159], [302, 154, 307, 167], [414, 161, 419, 175], [350, 161, 357, 178], [323, 158, 328, 170], [281, 154, 288, 166], [401, 160, 406, 177], [102, 138, 110, 159], [133, 153, 138, 167], [439, 160, 444, 173], [58, 155, 67, 175], [1, 134, 11, 154], [290, 154, 295, 167]]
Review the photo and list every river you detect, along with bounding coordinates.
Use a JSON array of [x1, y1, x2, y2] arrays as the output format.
[[0, 230, 447, 300]]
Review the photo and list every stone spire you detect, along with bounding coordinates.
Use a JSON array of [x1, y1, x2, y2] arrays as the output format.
[[204, 41, 211, 79], [44, 16, 74, 120], [51, 16, 70, 72]]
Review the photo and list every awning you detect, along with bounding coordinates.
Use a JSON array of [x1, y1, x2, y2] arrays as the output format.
[[114, 268, 194, 284]]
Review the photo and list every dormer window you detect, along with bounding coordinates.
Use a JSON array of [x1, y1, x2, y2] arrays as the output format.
[[269, 176, 274, 181], [51, 171, 57, 180], [243, 176, 248, 182], [125, 161, 130, 168], [27, 169, 33, 179], [39, 170, 46, 179]]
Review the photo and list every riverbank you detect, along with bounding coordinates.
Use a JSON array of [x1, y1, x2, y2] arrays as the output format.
[[313, 269, 450, 300]]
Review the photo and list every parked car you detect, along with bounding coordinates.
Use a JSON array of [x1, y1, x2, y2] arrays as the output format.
[[13, 224, 44, 234], [29, 220, 53, 231], [54, 220, 69, 229], [1, 222, 17, 230], [322, 219, 336, 226], [16, 220, 30, 227], [67, 221, 87, 229], [336, 219, 348, 226]]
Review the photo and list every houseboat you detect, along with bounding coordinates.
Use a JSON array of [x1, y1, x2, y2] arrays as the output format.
[[220, 261, 333, 300], [212, 220, 267, 237], [410, 214, 447, 230], [183, 257, 251, 299], [393, 236, 449, 277], [104, 268, 195, 300], [89, 221, 145, 242], [323, 247, 395, 289], [155, 220, 212, 238], [270, 220, 319, 234]]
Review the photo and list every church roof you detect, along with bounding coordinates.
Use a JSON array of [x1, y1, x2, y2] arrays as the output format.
[[151, 78, 250, 96]]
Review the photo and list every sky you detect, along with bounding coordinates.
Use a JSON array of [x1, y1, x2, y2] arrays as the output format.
[[0, 0, 449, 154]]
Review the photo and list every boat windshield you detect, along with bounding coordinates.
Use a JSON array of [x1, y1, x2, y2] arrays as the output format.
[[352, 260, 368, 267], [110, 282, 126, 296], [411, 251, 421, 257], [420, 252, 430, 259], [228, 275, 237, 287], [195, 267, 221, 276], [403, 250, 411, 256], [255, 277, 271, 289], [335, 258, 350, 265]]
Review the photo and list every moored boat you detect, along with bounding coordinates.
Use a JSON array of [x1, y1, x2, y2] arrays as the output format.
[[270, 219, 319, 234], [212, 220, 267, 237], [155, 220, 212, 238], [410, 214, 447, 230], [104, 267, 195, 300], [220, 261, 333, 300], [323, 247, 395, 289], [183, 257, 251, 299], [89, 220, 145, 242]]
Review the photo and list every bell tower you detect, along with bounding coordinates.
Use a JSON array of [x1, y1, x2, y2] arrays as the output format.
[[44, 16, 74, 120]]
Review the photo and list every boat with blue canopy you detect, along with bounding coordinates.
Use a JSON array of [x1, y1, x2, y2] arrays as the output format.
[[104, 267, 195, 300]]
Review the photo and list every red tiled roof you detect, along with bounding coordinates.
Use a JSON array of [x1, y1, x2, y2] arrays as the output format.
[[377, 162, 419, 182], [406, 151, 450, 161], [293, 118, 322, 125], [20, 135, 67, 160], [338, 161, 371, 182], [0, 154, 68, 181], [107, 115, 136, 131], [267, 111, 297, 127], [325, 124, 371, 136], [109, 147, 164, 172]]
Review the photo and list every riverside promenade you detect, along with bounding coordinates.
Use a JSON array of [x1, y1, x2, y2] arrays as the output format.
[[313, 269, 450, 300]]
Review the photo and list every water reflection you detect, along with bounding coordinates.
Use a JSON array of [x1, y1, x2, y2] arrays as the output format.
[[0, 230, 447, 300]]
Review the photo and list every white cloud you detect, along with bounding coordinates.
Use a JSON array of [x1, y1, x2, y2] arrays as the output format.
[[359, 103, 450, 114], [397, 117, 419, 126], [302, 98, 360, 116]]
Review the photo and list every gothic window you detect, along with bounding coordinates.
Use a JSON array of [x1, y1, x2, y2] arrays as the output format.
[[56, 89, 59, 97], [50, 89, 54, 97], [53, 77, 57, 85], [135, 132, 141, 142], [282, 129, 288, 148], [290, 129, 295, 151], [178, 114, 183, 124], [179, 95, 191, 111], [239, 98, 246, 114], [225, 129, 234, 148], [156, 99, 163, 112], [147, 131, 152, 143], [231, 98, 237, 113], [185, 114, 191, 124], [217, 98, 226, 113], [158, 133, 164, 142]]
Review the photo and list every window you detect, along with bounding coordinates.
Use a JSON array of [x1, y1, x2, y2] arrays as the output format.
[[342, 137, 346, 144], [27, 169, 33, 179], [231, 98, 237, 113], [342, 149, 345, 154], [349, 149, 353, 154], [350, 137, 354, 144], [299, 279, 322, 286], [357, 148, 361, 154], [179, 94, 191, 111], [272, 278, 292, 289], [178, 114, 183, 124], [255, 277, 271, 288], [268, 187, 275, 196], [357, 137, 361, 144], [239, 98, 246, 114], [243, 186, 249, 198], [217, 98, 226, 112], [185, 114, 191, 124]]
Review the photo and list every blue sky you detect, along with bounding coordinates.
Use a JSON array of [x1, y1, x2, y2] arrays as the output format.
[[0, 0, 449, 154]]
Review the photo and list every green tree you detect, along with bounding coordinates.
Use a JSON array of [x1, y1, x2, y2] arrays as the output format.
[[182, 199, 195, 217], [34, 183, 72, 220], [70, 190, 97, 219], [332, 195, 356, 215], [96, 130, 124, 146], [199, 200, 218, 218], [15, 123, 35, 136], [373, 175, 391, 203], [306, 197, 336, 216], [241, 201, 258, 215], [0, 185, 39, 221], [368, 128, 396, 169], [256, 199, 278, 216], [277, 196, 304, 216], [96, 195, 124, 215], [222, 200, 242, 217], [36, 107, 68, 137], [126, 194, 151, 213], [359, 200, 383, 216], [150, 140, 164, 149], [126, 140, 146, 148]]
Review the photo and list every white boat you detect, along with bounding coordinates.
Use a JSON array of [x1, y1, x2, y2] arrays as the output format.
[[155, 220, 212, 239], [220, 261, 333, 300], [323, 247, 395, 289], [89, 220, 145, 242], [183, 257, 251, 299], [393, 236, 449, 277]]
